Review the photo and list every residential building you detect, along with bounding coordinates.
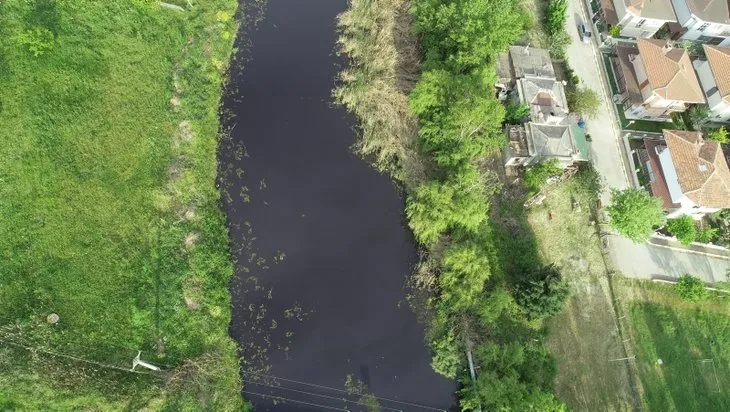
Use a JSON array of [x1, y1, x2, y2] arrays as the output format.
[[495, 46, 555, 90], [638, 130, 730, 217], [503, 124, 589, 167], [600, 0, 677, 38], [671, 0, 730, 46], [516, 77, 569, 125], [693, 45, 730, 121], [611, 38, 705, 120]]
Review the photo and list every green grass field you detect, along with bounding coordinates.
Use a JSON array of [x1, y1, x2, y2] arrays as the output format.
[[616, 279, 730, 411], [0, 1, 243, 408]]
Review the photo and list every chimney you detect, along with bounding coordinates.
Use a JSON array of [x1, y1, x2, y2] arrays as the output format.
[[662, 42, 672, 55]]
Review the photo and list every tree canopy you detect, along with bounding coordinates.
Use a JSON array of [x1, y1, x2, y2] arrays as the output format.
[[413, 0, 526, 72], [513, 264, 570, 319], [666, 215, 697, 246], [607, 188, 666, 243]]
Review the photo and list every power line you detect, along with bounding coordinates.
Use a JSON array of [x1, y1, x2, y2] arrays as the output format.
[[242, 390, 349, 411], [244, 370, 447, 411], [242, 378, 404, 412]]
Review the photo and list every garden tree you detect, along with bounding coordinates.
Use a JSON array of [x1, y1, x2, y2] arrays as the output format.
[[688, 104, 710, 129], [523, 159, 562, 193], [607, 188, 666, 243], [566, 86, 600, 118], [676, 275, 707, 301], [707, 126, 729, 144], [513, 264, 570, 319], [504, 101, 529, 124], [406, 164, 488, 245], [412, 0, 526, 72], [409, 69, 507, 166], [666, 215, 697, 245], [459, 342, 566, 411], [439, 236, 492, 313]]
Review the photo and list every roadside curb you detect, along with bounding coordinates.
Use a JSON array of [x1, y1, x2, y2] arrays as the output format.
[[646, 237, 730, 260]]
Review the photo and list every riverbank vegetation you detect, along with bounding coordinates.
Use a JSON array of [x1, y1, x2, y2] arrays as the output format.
[[0, 1, 244, 408], [336, 0, 567, 409]]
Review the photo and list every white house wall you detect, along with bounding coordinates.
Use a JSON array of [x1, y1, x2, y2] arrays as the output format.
[[670, 0, 692, 26], [619, 14, 669, 38], [693, 59, 730, 122]]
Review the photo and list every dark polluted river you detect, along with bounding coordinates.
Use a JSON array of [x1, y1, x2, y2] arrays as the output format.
[[220, 0, 456, 410]]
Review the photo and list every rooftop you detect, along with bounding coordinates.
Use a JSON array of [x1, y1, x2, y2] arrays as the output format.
[[685, 0, 730, 25], [518, 77, 569, 123], [662, 129, 730, 208], [636, 39, 705, 104], [703, 45, 730, 103], [625, 0, 677, 21], [643, 138, 682, 209], [527, 123, 585, 161], [508, 46, 555, 79]]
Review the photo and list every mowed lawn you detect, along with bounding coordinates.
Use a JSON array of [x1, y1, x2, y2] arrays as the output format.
[[617, 279, 730, 411], [0, 1, 241, 409]]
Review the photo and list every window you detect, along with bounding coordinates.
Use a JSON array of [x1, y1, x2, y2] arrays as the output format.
[[636, 19, 646, 27], [698, 23, 710, 32], [698, 35, 723, 45], [707, 86, 719, 97]]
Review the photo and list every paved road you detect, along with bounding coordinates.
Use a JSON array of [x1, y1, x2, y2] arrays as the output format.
[[564, 0, 629, 200], [565, 0, 730, 283], [608, 235, 730, 284]]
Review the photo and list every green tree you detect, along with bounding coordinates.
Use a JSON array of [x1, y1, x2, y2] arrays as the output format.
[[410, 70, 506, 166], [430, 328, 463, 378], [707, 126, 729, 144], [523, 159, 562, 193], [439, 236, 492, 312], [688, 104, 710, 129], [607, 188, 666, 243], [573, 163, 603, 201], [676, 275, 707, 302], [459, 342, 566, 411], [666, 215, 697, 245], [504, 101, 529, 124], [566, 86, 601, 118], [513, 264, 570, 319], [413, 0, 526, 72], [406, 165, 488, 245]]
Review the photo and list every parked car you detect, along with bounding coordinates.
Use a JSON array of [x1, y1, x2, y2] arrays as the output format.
[[579, 24, 592, 44]]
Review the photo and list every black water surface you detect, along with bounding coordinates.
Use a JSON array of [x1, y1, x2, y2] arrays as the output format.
[[220, 0, 456, 410]]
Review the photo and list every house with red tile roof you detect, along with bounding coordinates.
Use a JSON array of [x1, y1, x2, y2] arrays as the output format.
[[640, 130, 730, 218]]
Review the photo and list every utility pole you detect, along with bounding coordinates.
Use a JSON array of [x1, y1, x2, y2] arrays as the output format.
[[132, 351, 160, 371], [608, 355, 635, 362]]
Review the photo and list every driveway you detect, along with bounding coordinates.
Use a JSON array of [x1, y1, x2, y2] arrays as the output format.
[[565, 0, 730, 284]]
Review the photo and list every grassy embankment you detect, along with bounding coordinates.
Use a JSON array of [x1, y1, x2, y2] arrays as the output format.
[[336, 0, 568, 409], [613, 278, 730, 410], [0, 1, 245, 409]]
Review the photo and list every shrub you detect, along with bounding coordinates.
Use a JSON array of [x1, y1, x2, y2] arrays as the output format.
[[698, 226, 719, 243], [608, 25, 622, 37], [666, 215, 697, 245], [707, 127, 729, 144], [524, 159, 562, 193], [676, 275, 707, 302], [607, 188, 666, 243], [513, 264, 570, 319], [14, 27, 54, 57], [430, 329, 463, 378]]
